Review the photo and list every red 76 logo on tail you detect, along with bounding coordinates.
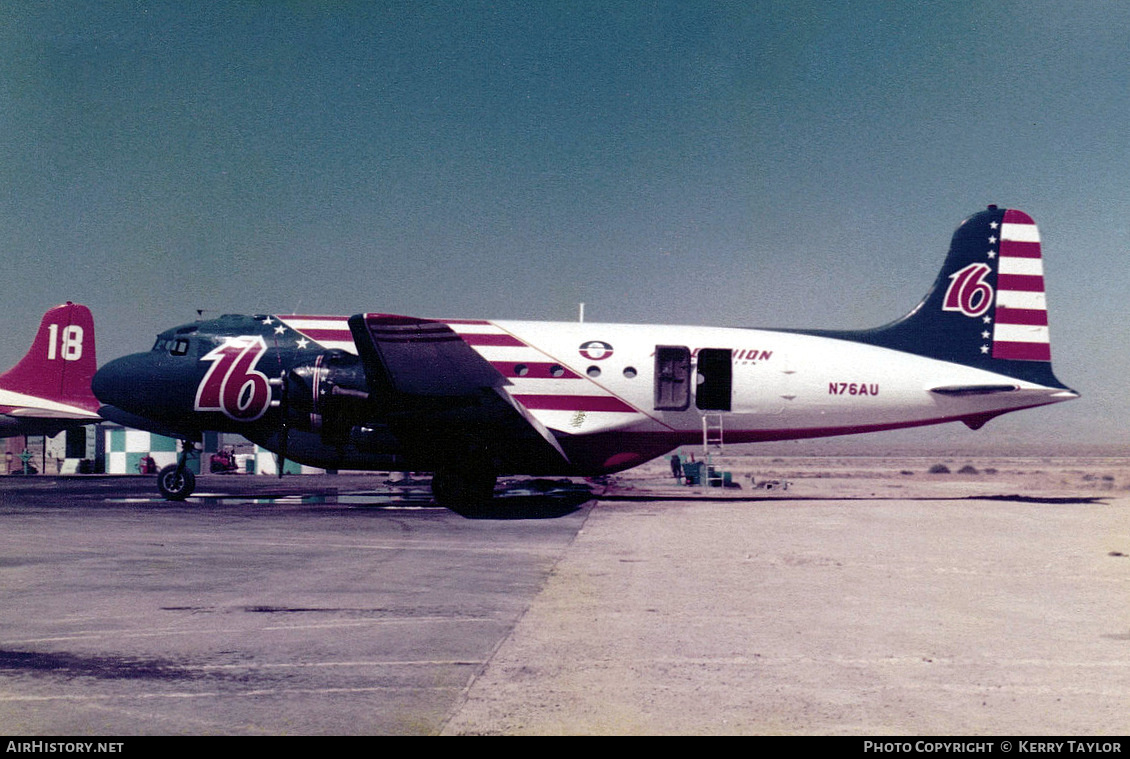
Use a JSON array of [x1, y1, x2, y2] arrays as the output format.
[[195, 336, 273, 421], [943, 263, 994, 318]]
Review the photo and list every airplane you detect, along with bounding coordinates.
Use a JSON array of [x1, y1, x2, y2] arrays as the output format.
[[92, 206, 1078, 506], [0, 302, 101, 438]]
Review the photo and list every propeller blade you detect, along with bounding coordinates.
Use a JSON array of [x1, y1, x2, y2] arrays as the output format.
[[273, 370, 288, 478]]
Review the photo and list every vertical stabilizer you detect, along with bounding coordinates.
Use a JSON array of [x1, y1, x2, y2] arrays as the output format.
[[0, 302, 100, 412], [802, 207, 1069, 389]]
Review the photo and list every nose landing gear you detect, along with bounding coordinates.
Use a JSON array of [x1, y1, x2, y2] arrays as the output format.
[[157, 441, 197, 501]]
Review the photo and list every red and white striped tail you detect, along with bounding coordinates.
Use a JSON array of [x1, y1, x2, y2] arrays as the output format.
[[992, 209, 1051, 361]]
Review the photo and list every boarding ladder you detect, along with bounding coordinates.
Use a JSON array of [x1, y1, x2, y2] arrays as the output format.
[[702, 413, 724, 454]]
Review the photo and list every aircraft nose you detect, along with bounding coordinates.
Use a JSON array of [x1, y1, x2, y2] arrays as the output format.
[[93, 352, 171, 413], [93, 350, 206, 438], [92, 354, 140, 410]]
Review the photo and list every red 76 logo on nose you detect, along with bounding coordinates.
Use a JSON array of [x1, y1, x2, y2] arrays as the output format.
[[194, 335, 272, 421]]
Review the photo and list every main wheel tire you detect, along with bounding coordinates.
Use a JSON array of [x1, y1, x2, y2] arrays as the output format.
[[157, 464, 196, 501], [431, 467, 497, 510]]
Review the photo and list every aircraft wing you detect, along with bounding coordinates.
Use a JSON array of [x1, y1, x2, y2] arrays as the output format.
[[348, 314, 507, 397], [347, 313, 568, 468]]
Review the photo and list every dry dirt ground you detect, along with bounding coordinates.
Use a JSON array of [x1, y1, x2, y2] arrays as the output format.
[[443, 454, 1130, 735]]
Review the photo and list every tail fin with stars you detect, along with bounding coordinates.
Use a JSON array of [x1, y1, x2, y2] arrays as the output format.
[[798, 206, 1072, 390]]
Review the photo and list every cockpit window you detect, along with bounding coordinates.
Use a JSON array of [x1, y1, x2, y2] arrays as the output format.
[[152, 338, 191, 356]]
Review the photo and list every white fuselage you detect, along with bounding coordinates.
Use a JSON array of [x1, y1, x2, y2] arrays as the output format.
[[278, 314, 1071, 462], [483, 320, 1066, 438]]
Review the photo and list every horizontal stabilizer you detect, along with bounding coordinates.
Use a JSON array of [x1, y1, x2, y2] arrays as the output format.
[[4, 407, 100, 419], [930, 384, 1019, 396]]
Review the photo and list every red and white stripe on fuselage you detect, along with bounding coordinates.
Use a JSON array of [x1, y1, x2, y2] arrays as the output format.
[[274, 315, 651, 435], [272, 316, 358, 354], [444, 320, 644, 434]]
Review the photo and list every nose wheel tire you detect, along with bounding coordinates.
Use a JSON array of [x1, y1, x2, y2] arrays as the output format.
[[157, 464, 196, 501]]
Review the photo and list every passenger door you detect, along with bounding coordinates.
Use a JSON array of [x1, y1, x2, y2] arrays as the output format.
[[654, 346, 691, 411]]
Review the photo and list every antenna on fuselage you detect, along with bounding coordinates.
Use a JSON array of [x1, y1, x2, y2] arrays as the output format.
[[579, 303, 585, 323]]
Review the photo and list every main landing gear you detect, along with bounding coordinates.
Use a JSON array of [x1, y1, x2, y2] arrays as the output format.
[[430, 462, 498, 512], [157, 441, 197, 501]]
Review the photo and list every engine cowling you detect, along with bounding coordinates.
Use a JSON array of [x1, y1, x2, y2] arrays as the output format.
[[281, 351, 371, 442]]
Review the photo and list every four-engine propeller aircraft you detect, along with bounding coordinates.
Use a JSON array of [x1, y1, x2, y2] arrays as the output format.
[[92, 206, 1077, 506], [1, 302, 101, 438]]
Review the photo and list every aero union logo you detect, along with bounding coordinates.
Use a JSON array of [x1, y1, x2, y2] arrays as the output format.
[[578, 340, 614, 361]]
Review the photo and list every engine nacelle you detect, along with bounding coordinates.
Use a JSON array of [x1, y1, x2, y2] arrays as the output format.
[[280, 351, 371, 442]]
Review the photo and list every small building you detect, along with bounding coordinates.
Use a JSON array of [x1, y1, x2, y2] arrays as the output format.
[[103, 425, 186, 474], [100, 424, 323, 476], [3, 424, 325, 477], [4, 426, 102, 475]]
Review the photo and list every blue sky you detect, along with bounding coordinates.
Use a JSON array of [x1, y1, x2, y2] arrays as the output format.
[[2, 1, 1127, 451]]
